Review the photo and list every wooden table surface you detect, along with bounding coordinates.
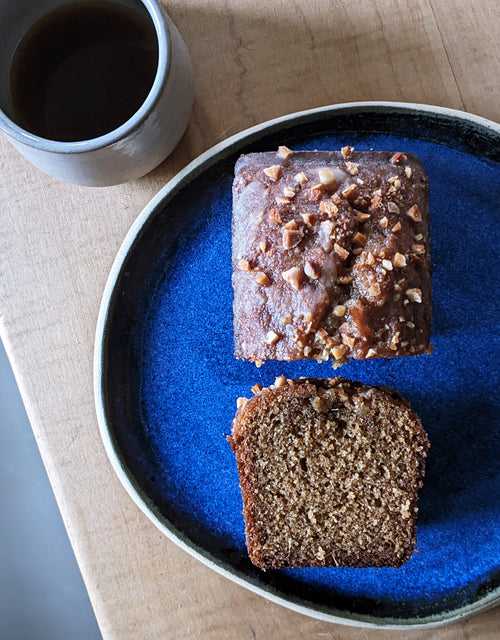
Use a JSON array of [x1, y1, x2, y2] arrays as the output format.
[[1, 1, 499, 638]]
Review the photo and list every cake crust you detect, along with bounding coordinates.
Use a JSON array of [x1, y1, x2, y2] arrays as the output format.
[[229, 377, 429, 570], [232, 149, 431, 366]]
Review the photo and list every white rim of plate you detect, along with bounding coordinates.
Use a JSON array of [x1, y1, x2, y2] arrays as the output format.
[[94, 100, 500, 630]]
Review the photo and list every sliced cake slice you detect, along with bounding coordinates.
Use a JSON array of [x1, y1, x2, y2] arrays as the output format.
[[228, 377, 429, 570]]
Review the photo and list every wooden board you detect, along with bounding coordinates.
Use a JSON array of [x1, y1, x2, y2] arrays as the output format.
[[0, 1, 499, 637]]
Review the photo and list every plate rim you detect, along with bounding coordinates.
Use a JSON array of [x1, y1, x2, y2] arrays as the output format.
[[94, 100, 500, 630]]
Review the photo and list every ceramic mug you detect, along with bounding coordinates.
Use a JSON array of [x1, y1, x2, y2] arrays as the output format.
[[0, 0, 194, 186]]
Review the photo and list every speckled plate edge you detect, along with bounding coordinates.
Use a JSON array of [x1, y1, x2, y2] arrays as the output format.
[[94, 101, 500, 629]]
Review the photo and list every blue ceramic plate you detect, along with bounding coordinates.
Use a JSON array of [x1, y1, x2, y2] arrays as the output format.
[[95, 103, 500, 628]]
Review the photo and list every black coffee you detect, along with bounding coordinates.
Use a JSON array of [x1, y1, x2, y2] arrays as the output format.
[[9, 1, 158, 142]]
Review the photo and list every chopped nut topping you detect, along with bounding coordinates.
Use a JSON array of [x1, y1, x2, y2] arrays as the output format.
[[265, 330, 281, 345], [284, 219, 299, 230], [332, 344, 348, 361], [406, 287, 422, 303], [277, 145, 294, 159], [387, 175, 401, 186], [304, 260, 321, 280], [318, 168, 337, 189], [389, 331, 400, 350], [341, 145, 354, 159], [238, 258, 252, 271], [254, 359, 263, 368], [282, 228, 303, 249], [275, 196, 291, 206], [406, 204, 422, 222], [309, 183, 324, 202], [282, 313, 292, 324], [283, 186, 296, 198], [393, 252, 407, 268], [236, 397, 248, 409], [368, 283, 381, 297], [269, 207, 282, 224], [414, 233, 424, 241], [303, 346, 312, 356], [345, 161, 359, 175], [255, 271, 271, 286], [311, 396, 329, 413], [251, 383, 262, 394], [353, 231, 367, 246], [390, 152, 407, 165], [341, 183, 358, 200], [274, 375, 288, 388], [334, 305, 346, 317], [370, 193, 383, 209], [387, 201, 400, 214], [407, 321, 416, 329], [405, 166, 412, 178], [365, 252, 375, 266], [319, 200, 339, 216], [412, 243, 426, 255], [319, 220, 334, 252], [379, 216, 389, 229], [282, 266, 303, 290], [300, 212, 316, 226], [337, 275, 353, 285], [355, 210, 371, 222], [263, 165, 282, 181], [294, 171, 308, 185], [392, 221, 402, 233], [342, 334, 356, 348], [382, 259, 393, 271], [366, 348, 377, 358], [334, 243, 349, 260], [259, 239, 269, 253]]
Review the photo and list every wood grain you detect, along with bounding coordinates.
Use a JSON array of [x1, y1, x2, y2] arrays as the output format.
[[0, 1, 499, 638]]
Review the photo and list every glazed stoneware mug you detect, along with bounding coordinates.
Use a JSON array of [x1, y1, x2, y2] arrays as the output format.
[[0, 0, 193, 186]]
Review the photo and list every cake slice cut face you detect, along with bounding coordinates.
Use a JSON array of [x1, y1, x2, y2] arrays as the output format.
[[232, 148, 431, 366], [229, 377, 429, 570]]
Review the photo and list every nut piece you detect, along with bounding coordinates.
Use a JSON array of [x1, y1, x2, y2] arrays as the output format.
[[238, 258, 252, 271], [269, 207, 282, 224], [283, 186, 296, 198], [319, 200, 339, 216], [393, 252, 407, 268], [304, 260, 321, 280], [319, 220, 334, 252], [405, 288, 423, 303], [333, 305, 346, 317], [341, 145, 354, 159], [318, 168, 337, 189], [251, 383, 262, 394], [294, 171, 308, 185], [334, 243, 349, 261], [390, 152, 407, 165], [332, 344, 348, 361], [382, 259, 393, 271], [366, 348, 377, 358], [345, 161, 359, 175], [255, 271, 271, 286], [274, 375, 288, 388], [259, 239, 269, 253], [301, 212, 316, 226], [379, 216, 389, 229], [282, 266, 303, 290], [282, 228, 303, 249], [406, 204, 422, 222], [387, 201, 400, 214], [405, 166, 412, 178], [275, 196, 291, 206], [412, 243, 426, 255], [353, 231, 367, 246], [284, 220, 298, 229], [341, 184, 358, 200], [236, 397, 248, 409], [263, 165, 282, 181], [311, 396, 329, 413], [355, 211, 371, 222], [265, 330, 281, 345], [392, 221, 402, 233], [277, 145, 294, 160]]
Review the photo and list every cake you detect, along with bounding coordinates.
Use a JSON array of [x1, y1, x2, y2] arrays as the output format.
[[228, 377, 429, 570], [232, 147, 431, 366]]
